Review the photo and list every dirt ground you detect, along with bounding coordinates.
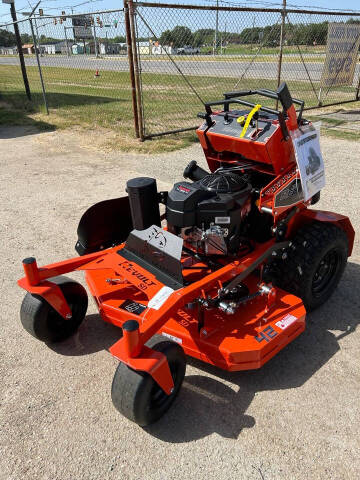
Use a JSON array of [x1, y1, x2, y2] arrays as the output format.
[[1, 127, 359, 480]]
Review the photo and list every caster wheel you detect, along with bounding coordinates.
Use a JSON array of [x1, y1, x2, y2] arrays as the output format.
[[111, 340, 186, 426], [20, 276, 88, 342]]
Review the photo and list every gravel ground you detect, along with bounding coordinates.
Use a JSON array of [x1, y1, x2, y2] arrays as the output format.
[[1, 127, 359, 480]]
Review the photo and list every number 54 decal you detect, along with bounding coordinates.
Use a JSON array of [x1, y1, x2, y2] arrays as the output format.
[[255, 325, 278, 343]]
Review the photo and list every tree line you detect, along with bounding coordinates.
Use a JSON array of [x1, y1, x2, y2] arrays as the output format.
[[2, 18, 360, 48], [159, 18, 360, 48]]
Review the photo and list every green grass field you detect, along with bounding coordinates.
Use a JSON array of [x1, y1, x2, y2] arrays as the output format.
[[0, 64, 358, 151]]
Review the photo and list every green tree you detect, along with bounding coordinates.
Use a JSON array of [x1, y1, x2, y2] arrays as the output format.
[[20, 33, 31, 44], [113, 35, 126, 43], [159, 25, 193, 47], [0, 28, 16, 47], [193, 28, 215, 46]]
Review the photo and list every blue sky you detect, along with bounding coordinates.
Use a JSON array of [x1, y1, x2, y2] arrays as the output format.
[[1, 0, 359, 27]]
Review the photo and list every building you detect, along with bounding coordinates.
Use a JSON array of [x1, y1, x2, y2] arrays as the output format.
[[22, 43, 35, 54], [42, 43, 56, 55], [0, 46, 17, 55], [151, 43, 174, 55], [99, 42, 124, 55], [72, 43, 85, 55], [41, 41, 73, 55], [138, 41, 150, 55]]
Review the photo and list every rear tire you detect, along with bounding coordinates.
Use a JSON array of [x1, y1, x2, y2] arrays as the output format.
[[111, 340, 186, 426], [20, 276, 88, 342], [272, 222, 348, 311]]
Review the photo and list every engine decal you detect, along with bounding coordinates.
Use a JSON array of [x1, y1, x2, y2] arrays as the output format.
[[215, 216, 231, 224], [176, 185, 191, 194]]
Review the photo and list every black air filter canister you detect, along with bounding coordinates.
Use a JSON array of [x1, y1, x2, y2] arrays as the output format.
[[126, 177, 161, 230]]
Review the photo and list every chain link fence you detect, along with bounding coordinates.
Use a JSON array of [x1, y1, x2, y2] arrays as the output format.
[[1, 2, 360, 140], [0, 9, 135, 133], [133, 2, 360, 138]]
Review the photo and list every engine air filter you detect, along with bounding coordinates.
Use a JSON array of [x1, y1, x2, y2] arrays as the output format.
[[199, 172, 248, 193]]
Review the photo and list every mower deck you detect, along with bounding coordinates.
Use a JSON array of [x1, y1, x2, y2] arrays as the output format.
[[84, 265, 305, 372]]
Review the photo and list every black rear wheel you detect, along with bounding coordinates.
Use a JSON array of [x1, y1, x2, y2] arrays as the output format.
[[111, 340, 186, 426], [272, 222, 348, 311], [20, 276, 88, 342]]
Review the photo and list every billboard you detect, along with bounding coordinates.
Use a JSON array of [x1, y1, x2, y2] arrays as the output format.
[[72, 15, 93, 40], [321, 23, 360, 88]]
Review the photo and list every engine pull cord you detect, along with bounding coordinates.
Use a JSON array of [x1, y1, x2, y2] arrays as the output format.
[[239, 104, 262, 138]]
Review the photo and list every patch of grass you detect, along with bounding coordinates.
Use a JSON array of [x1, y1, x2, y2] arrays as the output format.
[[139, 53, 326, 63], [0, 63, 358, 150], [306, 114, 360, 141], [322, 128, 360, 141], [201, 44, 326, 56]]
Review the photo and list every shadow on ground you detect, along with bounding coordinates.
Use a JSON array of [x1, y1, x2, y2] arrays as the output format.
[[2, 90, 125, 111], [49, 261, 360, 442], [0, 100, 55, 138], [0, 90, 124, 138]]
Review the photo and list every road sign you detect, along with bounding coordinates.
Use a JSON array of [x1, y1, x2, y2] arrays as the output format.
[[72, 15, 93, 39], [321, 23, 360, 87], [2, 0, 15, 4]]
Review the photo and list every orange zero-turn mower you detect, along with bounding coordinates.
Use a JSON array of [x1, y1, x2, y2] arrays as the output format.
[[18, 83, 354, 426]]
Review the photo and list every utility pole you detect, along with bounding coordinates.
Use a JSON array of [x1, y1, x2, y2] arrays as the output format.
[[34, 17, 42, 56], [64, 26, 70, 56], [93, 23, 98, 57], [7, 0, 31, 99], [251, 15, 255, 51]]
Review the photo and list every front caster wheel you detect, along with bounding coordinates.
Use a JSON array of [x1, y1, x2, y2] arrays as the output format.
[[20, 276, 88, 342], [111, 340, 186, 426]]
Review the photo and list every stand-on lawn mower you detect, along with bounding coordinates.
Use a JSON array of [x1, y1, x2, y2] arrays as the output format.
[[18, 83, 354, 426]]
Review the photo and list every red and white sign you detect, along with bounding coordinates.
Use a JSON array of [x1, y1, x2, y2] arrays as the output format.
[[275, 314, 297, 330]]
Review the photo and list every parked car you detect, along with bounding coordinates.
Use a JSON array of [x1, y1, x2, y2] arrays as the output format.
[[176, 45, 200, 54]]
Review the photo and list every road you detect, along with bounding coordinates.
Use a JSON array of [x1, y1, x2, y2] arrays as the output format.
[[1, 126, 359, 480], [0, 54, 351, 81]]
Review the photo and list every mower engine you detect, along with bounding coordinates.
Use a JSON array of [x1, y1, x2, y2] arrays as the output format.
[[166, 165, 252, 256]]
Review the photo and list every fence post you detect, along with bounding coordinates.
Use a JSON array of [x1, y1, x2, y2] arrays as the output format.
[[128, 0, 145, 141], [10, 2, 31, 100], [29, 17, 49, 114], [124, 0, 140, 139], [276, 0, 286, 93], [356, 73, 360, 101]]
